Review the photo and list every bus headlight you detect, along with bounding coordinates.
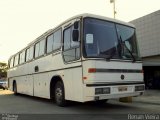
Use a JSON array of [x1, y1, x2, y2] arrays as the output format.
[[95, 87, 110, 95]]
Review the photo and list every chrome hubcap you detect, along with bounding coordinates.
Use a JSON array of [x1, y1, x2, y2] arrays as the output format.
[[55, 88, 62, 102]]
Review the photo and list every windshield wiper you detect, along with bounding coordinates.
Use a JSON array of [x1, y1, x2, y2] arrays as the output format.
[[105, 50, 116, 61], [99, 48, 116, 61], [119, 36, 136, 62]]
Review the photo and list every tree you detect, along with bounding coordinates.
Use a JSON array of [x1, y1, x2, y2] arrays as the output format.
[[0, 62, 8, 78]]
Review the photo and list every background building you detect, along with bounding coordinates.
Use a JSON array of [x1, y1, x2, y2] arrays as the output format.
[[131, 10, 160, 89]]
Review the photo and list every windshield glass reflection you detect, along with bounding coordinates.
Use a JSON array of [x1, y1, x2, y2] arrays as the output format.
[[83, 18, 141, 61]]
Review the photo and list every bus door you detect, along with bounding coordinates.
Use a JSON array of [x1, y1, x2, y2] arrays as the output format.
[[62, 20, 83, 101]]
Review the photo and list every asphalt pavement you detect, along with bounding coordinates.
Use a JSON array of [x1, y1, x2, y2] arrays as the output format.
[[0, 89, 160, 120], [133, 90, 160, 105]]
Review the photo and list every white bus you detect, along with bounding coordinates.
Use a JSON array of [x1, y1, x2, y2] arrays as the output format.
[[8, 14, 144, 106]]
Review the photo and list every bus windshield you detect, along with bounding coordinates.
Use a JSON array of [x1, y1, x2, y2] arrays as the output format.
[[83, 18, 141, 61]]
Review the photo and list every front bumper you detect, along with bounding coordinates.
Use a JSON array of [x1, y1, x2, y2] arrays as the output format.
[[83, 84, 144, 102]]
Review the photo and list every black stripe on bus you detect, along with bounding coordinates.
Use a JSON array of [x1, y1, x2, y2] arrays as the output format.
[[95, 69, 142, 73]]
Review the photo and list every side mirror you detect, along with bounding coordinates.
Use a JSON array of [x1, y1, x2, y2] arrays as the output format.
[[72, 29, 79, 42]]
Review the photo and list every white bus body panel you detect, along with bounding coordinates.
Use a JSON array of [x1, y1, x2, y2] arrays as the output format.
[[82, 60, 143, 83], [81, 60, 144, 102], [8, 58, 143, 102], [8, 53, 84, 102], [63, 66, 83, 101]]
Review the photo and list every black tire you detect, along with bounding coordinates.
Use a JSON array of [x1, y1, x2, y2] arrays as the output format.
[[3, 88, 5, 90], [13, 82, 17, 95], [94, 99, 108, 105], [54, 81, 67, 107]]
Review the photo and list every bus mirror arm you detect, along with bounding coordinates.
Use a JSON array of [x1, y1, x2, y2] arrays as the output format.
[[74, 21, 79, 29]]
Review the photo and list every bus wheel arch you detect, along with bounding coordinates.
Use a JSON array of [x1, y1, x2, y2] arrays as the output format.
[[50, 76, 62, 99], [50, 76, 67, 106]]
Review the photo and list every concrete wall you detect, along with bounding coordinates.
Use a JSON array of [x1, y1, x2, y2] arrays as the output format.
[[130, 10, 160, 58], [131, 10, 160, 89]]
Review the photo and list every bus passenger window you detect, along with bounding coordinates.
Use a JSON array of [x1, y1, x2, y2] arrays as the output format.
[[14, 54, 19, 66], [19, 51, 25, 64], [35, 43, 40, 58], [47, 34, 53, 53], [26, 48, 30, 62], [39, 39, 45, 56], [53, 29, 61, 51], [26, 46, 34, 61], [29, 46, 34, 60], [9, 58, 14, 68]]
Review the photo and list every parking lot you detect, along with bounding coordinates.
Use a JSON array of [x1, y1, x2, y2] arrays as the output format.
[[0, 89, 160, 120]]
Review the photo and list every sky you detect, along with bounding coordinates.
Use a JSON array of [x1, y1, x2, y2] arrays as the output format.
[[0, 0, 160, 63]]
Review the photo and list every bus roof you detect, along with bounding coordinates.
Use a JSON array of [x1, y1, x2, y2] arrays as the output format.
[[29, 13, 135, 46], [9, 13, 135, 60], [70, 13, 135, 27]]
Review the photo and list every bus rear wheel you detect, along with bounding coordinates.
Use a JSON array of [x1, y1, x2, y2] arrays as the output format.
[[54, 81, 67, 107], [13, 82, 17, 95]]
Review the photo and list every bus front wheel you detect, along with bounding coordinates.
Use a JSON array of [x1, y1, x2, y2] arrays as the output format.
[[54, 81, 67, 107], [94, 99, 108, 105]]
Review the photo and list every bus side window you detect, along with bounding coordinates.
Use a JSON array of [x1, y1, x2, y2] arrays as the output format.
[[10, 57, 14, 68], [26, 48, 30, 62], [35, 42, 40, 58], [19, 51, 25, 64], [39, 39, 45, 56], [14, 54, 19, 66], [34, 39, 45, 58], [47, 34, 53, 53], [53, 29, 61, 51], [63, 22, 80, 62], [26, 46, 34, 62], [29, 46, 34, 60]]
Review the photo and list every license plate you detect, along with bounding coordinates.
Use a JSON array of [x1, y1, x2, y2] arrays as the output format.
[[118, 86, 128, 92]]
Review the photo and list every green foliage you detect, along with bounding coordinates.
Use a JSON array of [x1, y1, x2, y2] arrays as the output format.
[[0, 62, 8, 78]]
